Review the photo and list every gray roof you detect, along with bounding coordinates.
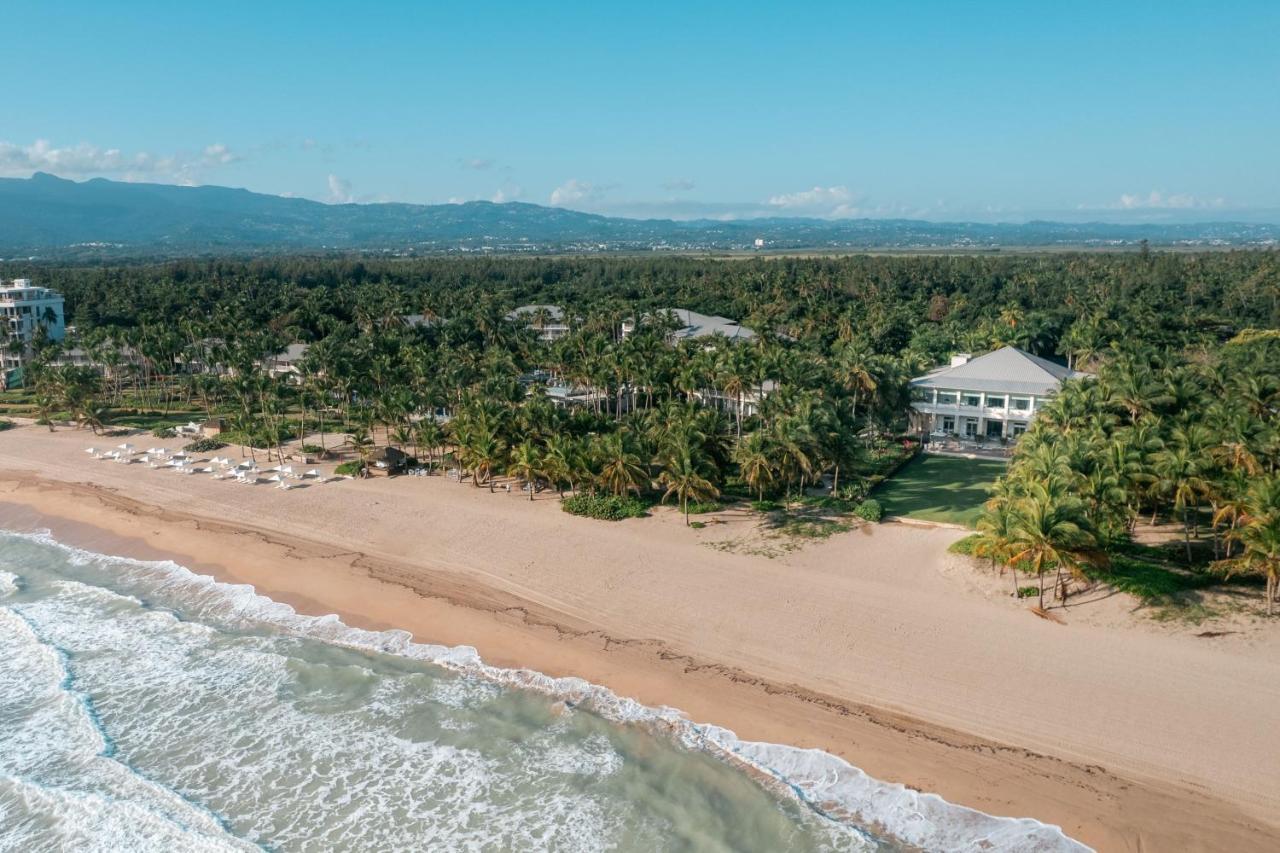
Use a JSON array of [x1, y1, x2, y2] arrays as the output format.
[[911, 346, 1081, 396], [270, 343, 311, 364], [508, 304, 566, 323], [657, 308, 755, 341]]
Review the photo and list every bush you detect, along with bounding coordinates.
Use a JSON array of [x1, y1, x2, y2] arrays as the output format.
[[948, 534, 981, 556], [184, 437, 226, 453], [561, 493, 649, 521], [751, 499, 783, 513], [689, 520, 707, 529], [854, 498, 883, 522], [1016, 586, 1039, 599], [686, 500, 721, 515], [299, 444, 326, 455], [153, 427, 177, 438], [0, 419, 14, 431], [334, 460, 364, 477]]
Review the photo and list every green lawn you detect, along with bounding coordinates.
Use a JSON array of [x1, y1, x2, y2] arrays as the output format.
[[872, 454, 1006, 527]]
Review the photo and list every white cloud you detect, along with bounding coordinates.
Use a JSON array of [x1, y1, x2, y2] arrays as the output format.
[[767, 185, 863, 217], [201, 143, 239, 165], [326, 174, 354, 204], [548, 179, 621, 207], [0, 138, 241, 184], [1111, 190, 1226, 210], [550, 178, 603, 206], [491, 183, 523, 203], [662, 178, 696, 192], [460, 157, 495, 171]]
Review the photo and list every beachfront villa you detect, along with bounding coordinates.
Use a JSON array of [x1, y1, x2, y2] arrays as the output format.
[[508, 305, 571, 342], [1, 279, 66, 388], [909, 346, 1084, 445], [693, 380, 778, 418], [261, 343, 311, 381], [622, 308, 756, 343]]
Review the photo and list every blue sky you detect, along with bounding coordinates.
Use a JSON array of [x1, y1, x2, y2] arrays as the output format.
[[3, 1, 1278, 222]]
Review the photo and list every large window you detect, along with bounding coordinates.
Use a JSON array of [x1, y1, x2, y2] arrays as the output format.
[[935, 391, 958, 405], [985, 394, 1006, 408], [941, 416, 955, 432], [962, 392, 982, 407], [1010, 396, 1031, 411]]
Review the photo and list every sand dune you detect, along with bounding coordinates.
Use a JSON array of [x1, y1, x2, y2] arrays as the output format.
[[1, 424, 1277, 851]]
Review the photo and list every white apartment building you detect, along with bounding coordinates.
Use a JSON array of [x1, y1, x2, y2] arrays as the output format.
[[909, 346, 1084, 443], [1, 279, 66, 386]]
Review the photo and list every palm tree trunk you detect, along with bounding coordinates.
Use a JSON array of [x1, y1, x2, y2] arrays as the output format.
[[1183, 509, 1193, 563]]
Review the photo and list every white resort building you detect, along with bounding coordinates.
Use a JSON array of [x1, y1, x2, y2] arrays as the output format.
[[508, 305, 571, 342], [1, 279, 66, 388], [261, 343, 311, 381], [621, 308, 756, 343], [909, 346, 1084, 446]]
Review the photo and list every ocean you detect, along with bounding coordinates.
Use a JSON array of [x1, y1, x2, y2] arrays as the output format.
[[0, 530, 1086, 852]]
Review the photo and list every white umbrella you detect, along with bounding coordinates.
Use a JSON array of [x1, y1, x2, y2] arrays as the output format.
[[85, 447, 98, 455], [117, 443, 134, 452], [304, 469, 320, 478]]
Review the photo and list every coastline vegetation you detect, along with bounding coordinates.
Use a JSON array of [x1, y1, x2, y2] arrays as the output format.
[[0, 252, 1275, 589], [964, 340, 1280, 614]]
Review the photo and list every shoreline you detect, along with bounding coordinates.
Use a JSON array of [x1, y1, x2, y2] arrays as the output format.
[[1, 522, 1084, 851], [2, 430, 1279, 850]]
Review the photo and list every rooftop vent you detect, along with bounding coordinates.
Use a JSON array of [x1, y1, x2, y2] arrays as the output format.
[[950, 353, 972, 367]]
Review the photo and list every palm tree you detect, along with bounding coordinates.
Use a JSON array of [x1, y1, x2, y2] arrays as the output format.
[[347, 426, 374, 473], [594, 431, 649, 496], [1154, 443, 1210, 563], [541, 434, 574, 495], [832, 341, 877, 424], [415, 418, 444, 472], [1006, 484, 1101, 609], [391, 424, 414, 454], [79, 405, 109, 435], [658, 439, 719, 525], [1226, 517, 1280, 615], [466, 427, 506, 492], [974, 497, 1020, 596], [507, 440, 544, 500], [1216, 475, 1280, 615], [733, 431, 775, 500]]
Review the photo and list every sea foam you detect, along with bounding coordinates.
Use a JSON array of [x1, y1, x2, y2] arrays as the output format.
[[6, 529, 1091, 852]]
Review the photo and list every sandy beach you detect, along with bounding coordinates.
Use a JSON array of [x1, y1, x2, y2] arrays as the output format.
[[1, 425, 1277, 851]]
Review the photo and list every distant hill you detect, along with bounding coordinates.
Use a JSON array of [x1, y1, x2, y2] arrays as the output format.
[[1, 172, 1276, 258]]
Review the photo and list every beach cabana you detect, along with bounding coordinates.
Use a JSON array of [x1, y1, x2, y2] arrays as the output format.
[[366, 446, 408, 477]]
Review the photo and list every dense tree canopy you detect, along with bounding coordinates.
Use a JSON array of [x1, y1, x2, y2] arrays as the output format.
[[7, 252, 1279, 562]]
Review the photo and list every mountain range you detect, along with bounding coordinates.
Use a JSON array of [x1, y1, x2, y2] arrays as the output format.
[[2, 172, 1277, 258]]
